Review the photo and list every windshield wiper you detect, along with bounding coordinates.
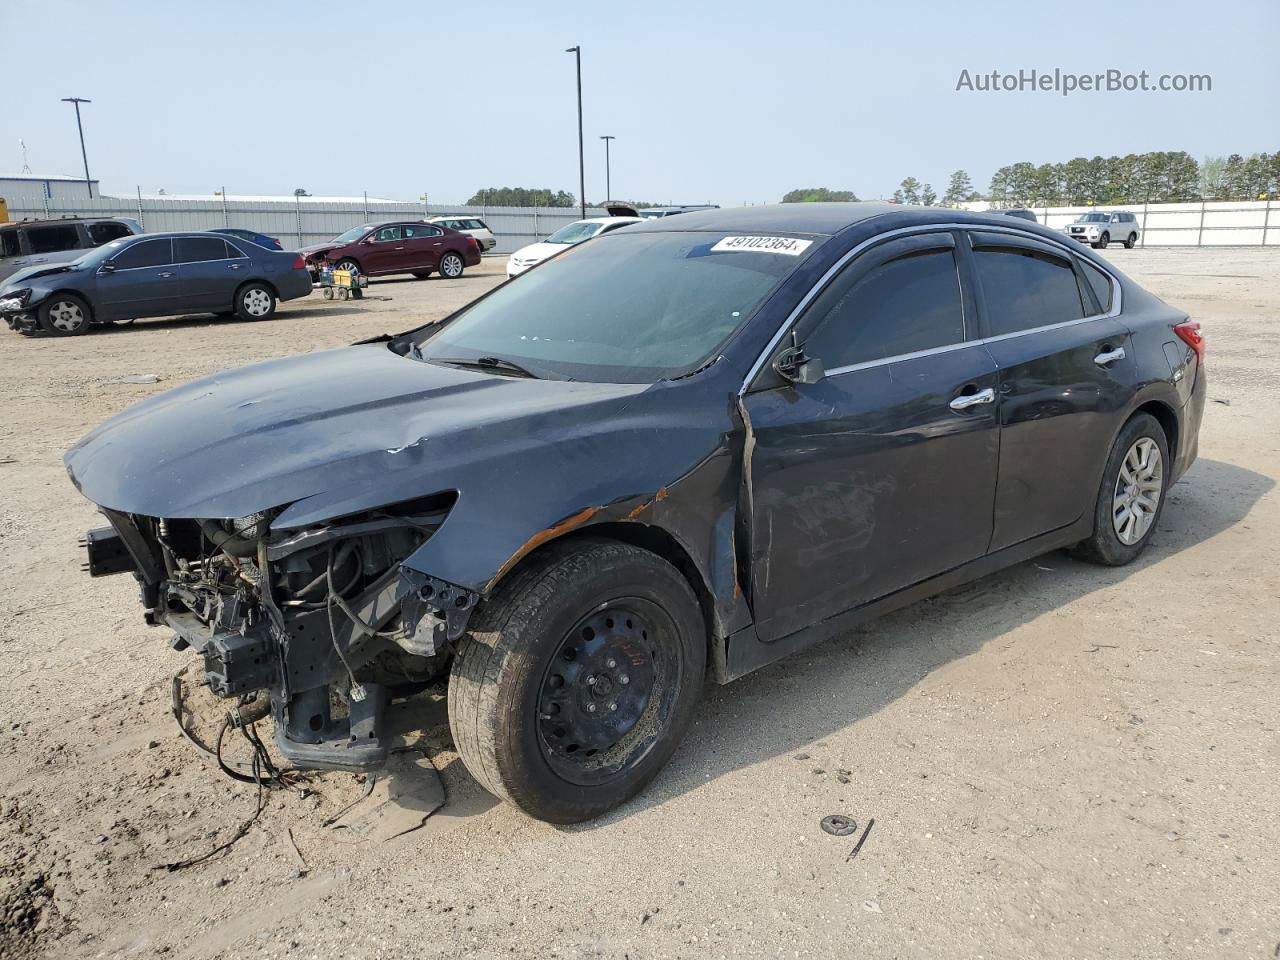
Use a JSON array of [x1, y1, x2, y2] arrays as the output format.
[[432, 355, 541, 379]]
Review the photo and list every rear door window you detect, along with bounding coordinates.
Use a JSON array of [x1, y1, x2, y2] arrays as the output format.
[[24, 224, 82, 254], [88, 222, 133, 245], [0, 229, 18, 258], [176, 236, 232, 262], [113, 238, 174, 269], [804, 249, 966, 369], [971, 246, 1085, 336], [403, 224, 443, 239], [467, 219, 488, 231]]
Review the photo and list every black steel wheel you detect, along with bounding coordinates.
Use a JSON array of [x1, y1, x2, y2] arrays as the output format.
[[448, 538, 705, 823]]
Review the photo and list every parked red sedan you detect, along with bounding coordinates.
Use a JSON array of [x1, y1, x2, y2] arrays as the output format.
[[300, 221, 481, 281]]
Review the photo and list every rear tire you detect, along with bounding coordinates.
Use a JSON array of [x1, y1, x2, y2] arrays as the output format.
[[1071, 413, 1169, 566], [438, 252, 465, 279], [37, 294, 91, 336], [234, 282, 276, 321], [448, 539, 706, 824], [1124, 233, 1137, 249]]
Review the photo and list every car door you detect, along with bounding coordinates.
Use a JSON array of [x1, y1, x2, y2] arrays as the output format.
[[360, 225, 409, 274], [965, 230, 1136, 552], [95, 238, 179, 319], [13, 223, 85, 277], [175, 236, 241, 311], [741, 231, 1000, 642], [402, 223, 445, 271], [0, 226, 22, 283]]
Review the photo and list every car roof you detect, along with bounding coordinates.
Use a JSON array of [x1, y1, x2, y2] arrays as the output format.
[[1, 216, 127, 228], [621, 202, 1083, 240], [575, 216, 643, 226]]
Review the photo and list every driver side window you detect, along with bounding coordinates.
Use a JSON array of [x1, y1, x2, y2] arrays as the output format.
[[374, 226, 402, 242], [803, 249, 966, 370]]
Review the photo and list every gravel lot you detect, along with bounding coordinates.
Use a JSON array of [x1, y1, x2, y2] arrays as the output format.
[[0, 249, 1277, 960]]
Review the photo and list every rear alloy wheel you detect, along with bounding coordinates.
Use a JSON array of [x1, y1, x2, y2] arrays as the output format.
[[439, 252, 464, 278], [1124, 233, 1138, 249], [1072, 413, 1169, 565], [448, 539, 705, 823], [38, 295, 91, 336], [235, 283, 276, 321]]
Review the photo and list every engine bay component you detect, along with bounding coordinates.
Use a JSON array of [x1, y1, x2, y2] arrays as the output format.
[[84, 501, 462, 773]]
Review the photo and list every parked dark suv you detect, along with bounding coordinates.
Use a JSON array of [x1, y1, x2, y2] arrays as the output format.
[[66, 204, 1204, 823], [0, 232, 311, 335], [0, 216, 141, 284], [299, 221, 481, 281]]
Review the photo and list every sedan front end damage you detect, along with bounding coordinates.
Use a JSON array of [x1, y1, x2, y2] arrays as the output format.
[[85, 498, 475, 772]]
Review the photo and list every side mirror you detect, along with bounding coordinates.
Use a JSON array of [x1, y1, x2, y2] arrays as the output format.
[[773, 343, 825, 385], [98, 261, 115, 275]]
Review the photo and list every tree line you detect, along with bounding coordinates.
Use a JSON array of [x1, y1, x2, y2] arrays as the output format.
[[781, 150, 1279, 209]]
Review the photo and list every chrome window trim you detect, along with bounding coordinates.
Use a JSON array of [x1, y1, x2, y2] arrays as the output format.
[[739, 222, 1123, 395]]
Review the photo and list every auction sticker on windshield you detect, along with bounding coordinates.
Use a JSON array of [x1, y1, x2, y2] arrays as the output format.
[[710, 235, 814, 256]]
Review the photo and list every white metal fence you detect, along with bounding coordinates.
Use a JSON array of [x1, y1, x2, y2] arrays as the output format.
[[964, 199, 1279, 246], [1, 194, 607, 255]]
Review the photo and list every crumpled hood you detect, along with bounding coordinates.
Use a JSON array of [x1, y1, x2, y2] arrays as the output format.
[[65, 344, 647, 524], [2, 263, 83, 292]]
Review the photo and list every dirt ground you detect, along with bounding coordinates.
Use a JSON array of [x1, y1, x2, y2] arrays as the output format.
[[0, 248, 1277, 960]]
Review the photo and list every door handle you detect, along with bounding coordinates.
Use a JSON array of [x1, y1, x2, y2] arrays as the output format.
[[158, 271, 175, 278], [394, 246, 405, 250], [1094, 346, 1126, 366], [229, 263, 242, 269], [433, 242, 442, 246], [949, 387, 995, 411]]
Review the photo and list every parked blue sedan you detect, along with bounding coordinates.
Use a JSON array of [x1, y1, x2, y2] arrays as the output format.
[[0, 232, 312, 336], [208, 227, 284, 251]]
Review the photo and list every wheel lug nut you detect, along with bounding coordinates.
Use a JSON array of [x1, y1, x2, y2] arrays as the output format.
[[620, 675, 630, 685], [586, 703, 597, 713], [585, 674, 596, 685], [609, 702, 617, 711], [606, 659, 616, 669]]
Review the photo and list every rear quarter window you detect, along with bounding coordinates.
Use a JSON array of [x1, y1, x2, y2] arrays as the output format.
[[1079, 259, 1114, 313], [0, 229, 18, 258]]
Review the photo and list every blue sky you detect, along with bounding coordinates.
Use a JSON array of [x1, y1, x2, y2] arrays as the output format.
[[4, 0, 1277, 205]]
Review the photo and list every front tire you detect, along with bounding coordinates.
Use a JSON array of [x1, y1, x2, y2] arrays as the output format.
[[1072, 413, 1169, 566], [38, 294, 91, 336], [438, 252, 465, 279], [448, 539, 706, 823], [1093, 231, 1111, 249], [235, 282, 276, 321]]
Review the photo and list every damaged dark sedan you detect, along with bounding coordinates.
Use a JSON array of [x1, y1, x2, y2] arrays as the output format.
[[66, 204, 1205, 823]]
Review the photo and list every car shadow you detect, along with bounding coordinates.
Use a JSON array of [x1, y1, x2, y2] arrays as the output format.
[[565, 457, 1270, 828], [86, 305, 369, 333]]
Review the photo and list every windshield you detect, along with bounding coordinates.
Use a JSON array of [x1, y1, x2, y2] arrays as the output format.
[[544, 221, 601, 245], [331, 225, 371, 244], [71, 239, 132, 268], [1078, 213, 1109, 222], [411, 231, 815, 383]]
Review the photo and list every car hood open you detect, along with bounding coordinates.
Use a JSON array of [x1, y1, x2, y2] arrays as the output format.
[[65, 344, 648, 523]]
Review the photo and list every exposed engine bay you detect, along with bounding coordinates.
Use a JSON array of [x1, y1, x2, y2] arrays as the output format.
[[83, 495, 479, 772]]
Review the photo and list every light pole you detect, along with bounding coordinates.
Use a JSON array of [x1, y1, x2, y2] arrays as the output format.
[[565, 46, 585, 219], [61, 97, 93, 198], [600, 135, 615, 202]]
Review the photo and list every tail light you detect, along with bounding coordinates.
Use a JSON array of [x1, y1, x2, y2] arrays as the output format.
[[467, 236, 478, 249], [1174, 320, 1204, 364], [292, 254, 306, 270]]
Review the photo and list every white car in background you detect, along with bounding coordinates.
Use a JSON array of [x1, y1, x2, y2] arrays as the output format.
[[426, 216, 498, 252], [506, 216, 642, 277]]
